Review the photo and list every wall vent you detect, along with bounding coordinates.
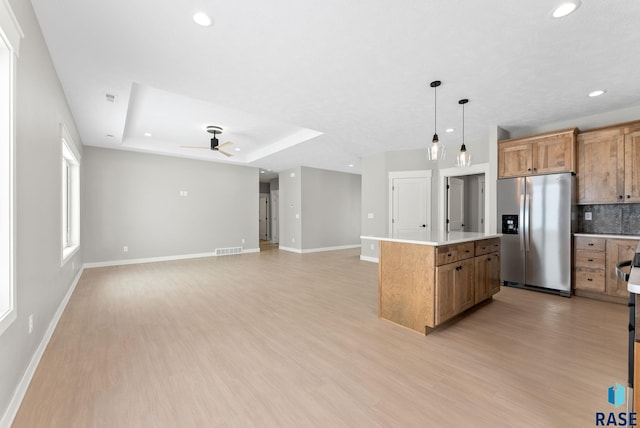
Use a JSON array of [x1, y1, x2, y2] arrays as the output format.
[[105, 93, 116, 103], [215, 247, 243, 256]]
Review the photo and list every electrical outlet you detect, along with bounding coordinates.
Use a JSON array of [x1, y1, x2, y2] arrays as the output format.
[[585, 212, 592, 221], [28, 314, 33, 334], [123, 246, 128, 252]]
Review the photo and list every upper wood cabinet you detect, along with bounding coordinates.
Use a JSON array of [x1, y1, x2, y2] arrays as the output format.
[[577, 121, 640, 204], [498, 128, 577, 178]]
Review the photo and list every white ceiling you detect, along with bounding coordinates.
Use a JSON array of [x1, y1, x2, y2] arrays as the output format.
[[30, 0, 640, 181]]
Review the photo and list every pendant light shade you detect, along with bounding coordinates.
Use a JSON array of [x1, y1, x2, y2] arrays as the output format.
[[427, 80, 445, 161], [456, 99, 471, 167]]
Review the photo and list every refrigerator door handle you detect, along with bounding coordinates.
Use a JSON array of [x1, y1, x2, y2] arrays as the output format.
[[519, 194, 525, 251], [524, 193, 531, 251]]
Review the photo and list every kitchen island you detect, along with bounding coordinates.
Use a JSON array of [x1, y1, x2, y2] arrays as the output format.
[[364, 231, 501, 335]]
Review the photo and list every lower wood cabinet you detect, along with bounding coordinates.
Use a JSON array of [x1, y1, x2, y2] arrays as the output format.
[[435, 258, 474, 325], [574, 235, 638, 303], [475, 252, 501, 303]]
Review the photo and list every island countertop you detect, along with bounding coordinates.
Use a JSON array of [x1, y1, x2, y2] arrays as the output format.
[[361, 231, 502, 246]]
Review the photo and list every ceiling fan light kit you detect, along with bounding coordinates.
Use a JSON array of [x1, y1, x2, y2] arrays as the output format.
[[427, 80, 445, 161], [456, 98, 471, 168], [181, 125, 234, 157]]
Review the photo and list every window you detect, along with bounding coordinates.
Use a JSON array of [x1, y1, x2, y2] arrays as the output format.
[[61, 125, 80, 264], [0, 1, 23, 336]]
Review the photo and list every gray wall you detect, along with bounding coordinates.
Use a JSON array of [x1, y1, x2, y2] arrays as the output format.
[[83, 147, 259, 263], [360, 149, 437, 260], [301, 167, 361, 250], [279, 167, 360, 252], [0, 0, 84, 421]]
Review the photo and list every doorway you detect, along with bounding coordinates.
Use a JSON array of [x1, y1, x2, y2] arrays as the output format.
[[259, 193, 269, 241], [270, 190, 279, 244], [447, 177, 465, 231], [388, 170, 432, 238], [439, 164, 490, 233]]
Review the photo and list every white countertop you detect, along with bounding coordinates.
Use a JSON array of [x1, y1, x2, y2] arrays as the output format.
[[574, 233, 640, 240], [361, 231, 501, 246]]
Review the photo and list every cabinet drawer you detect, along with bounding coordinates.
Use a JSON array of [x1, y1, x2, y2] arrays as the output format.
[[575, 268, 606, 292], [574, 250, 606, 269], [475, 238, 500, 256], [574, 236, 606, 252], [436, 242, 475, 265]]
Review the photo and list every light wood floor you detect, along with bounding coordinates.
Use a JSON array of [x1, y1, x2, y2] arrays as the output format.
[[14, 247, 627, 427]]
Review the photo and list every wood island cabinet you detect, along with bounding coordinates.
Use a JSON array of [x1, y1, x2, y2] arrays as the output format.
[[379, 236, 500, 335], [577, 121, 640, 204], [498, 128, 577, 178]]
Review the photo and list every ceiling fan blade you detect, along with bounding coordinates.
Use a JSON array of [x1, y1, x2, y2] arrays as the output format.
[[218, 141, 234, 148], [181, 145, 210, 149], [216, 149, 233, 157]]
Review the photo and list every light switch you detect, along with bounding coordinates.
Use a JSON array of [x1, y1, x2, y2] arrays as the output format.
[[585, 212, 592, 221], [368, 213, 374, 219]]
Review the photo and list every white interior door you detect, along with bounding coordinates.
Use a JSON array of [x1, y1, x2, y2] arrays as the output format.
[[259, 194, 269, 240], [270, 190, 279, 243], [391, 176, 430, 238], [448, 177, 465, 232]]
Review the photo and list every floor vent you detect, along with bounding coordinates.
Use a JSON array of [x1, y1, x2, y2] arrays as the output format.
[[215, 247, 243, 256]]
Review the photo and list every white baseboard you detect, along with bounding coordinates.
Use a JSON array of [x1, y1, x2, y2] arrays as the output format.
[[278, 246, 302, 254], [0, 267, 84, 428], [360, 255, 379, 263], [83, 248, 261, 268]]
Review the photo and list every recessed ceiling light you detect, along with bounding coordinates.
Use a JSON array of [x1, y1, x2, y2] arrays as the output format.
[[193, 12, 212, 27], [144, 132, 152, 137], [552, 1, 581, 18], [588, 89, 606, 97], [260, 170, 265, 174], [348, 164, 354, 167], [445, 128, 455, 133], [235, 148, 241, 151]]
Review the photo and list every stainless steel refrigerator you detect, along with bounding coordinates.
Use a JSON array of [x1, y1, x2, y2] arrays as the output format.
[[496, 172, 575, 296]]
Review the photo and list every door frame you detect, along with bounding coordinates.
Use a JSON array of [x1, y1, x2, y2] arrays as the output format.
[[388, 170, 432, 236], [259, 193, 270, 241], [438, 163, 490, 233], [270, 189, 279, 244]]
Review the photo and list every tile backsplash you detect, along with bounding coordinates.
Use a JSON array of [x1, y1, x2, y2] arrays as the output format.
[[577, 204, 640, 235]]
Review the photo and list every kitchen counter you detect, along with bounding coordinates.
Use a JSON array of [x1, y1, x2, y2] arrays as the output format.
[[361, 231, 501, 246], [574, 232, 640, 240], [376, 233, 501, 335]]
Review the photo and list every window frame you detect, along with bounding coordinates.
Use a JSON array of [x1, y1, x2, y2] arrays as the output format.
[[61, 125, 80, 265], [0, 0, 23, 336]]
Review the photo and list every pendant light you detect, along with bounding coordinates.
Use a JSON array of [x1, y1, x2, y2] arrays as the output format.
[[456, 98, 471, 167], [427, 80, 445, 161]]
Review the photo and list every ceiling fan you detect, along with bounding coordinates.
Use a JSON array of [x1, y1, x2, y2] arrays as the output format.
[[182, 125, 233, 157]]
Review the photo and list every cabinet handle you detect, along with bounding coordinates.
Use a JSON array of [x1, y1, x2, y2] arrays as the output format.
[[448, 253, 452, 257], [533, 168, 537, 171], [588, 243, 594, 246], [465, 250, 470, 253], [587, 278, 593, 282], [488, 258, 491, 261], [619, 195, 624, 200], [587, 258, 594, 262], [527, 168, 532, 172], [627, 195, 631, 199]]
